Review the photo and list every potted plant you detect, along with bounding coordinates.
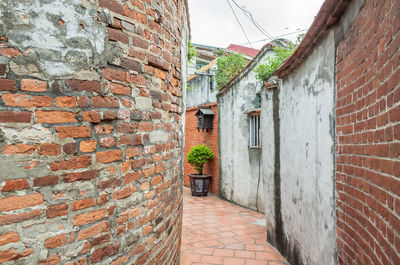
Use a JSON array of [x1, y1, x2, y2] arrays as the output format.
[[186, 144, 214, 196]]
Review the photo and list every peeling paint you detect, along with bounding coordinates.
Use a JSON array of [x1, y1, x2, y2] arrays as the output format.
[[0, 0, 119, 78]]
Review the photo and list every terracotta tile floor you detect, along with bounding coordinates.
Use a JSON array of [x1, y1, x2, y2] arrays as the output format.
[[181, 187, 289, 265]]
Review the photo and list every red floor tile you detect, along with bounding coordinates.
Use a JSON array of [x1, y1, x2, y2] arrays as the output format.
[[181, 187, 288, 265]]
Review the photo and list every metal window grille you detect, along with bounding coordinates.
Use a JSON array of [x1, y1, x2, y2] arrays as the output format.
[[249, 115, 261, 147]]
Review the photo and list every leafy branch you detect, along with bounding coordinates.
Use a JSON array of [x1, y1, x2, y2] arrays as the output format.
[[254, 34, 304, 82], [187, 40, 197, 63], [215, 52, 247, 89]]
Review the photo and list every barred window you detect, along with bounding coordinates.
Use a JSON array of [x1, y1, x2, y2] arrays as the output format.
[[249, 115, 261, 148]]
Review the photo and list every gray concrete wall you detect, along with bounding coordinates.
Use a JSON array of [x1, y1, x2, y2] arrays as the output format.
[[186, 69, 217, 108], [262, 31, 337, 265], [281, 30, 336, 265], [217, 47, 275, 213], [259, 1, 365, 264]]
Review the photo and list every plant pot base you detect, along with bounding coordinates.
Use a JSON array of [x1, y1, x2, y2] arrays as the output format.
[[188, 174, 211, 196]]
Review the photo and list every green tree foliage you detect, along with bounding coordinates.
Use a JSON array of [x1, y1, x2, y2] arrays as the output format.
[[215, 52, 247, 89], [186, 144, 214, 175], [187, 40, 197, 63], [254, 35, 304, 82]]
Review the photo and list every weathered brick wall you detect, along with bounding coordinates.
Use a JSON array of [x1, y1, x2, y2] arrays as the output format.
[[184, 103, 219, 194], [336, 0, 400, 264], [0, 0, 188, 264]]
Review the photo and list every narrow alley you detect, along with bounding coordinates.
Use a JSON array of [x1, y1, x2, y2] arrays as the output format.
[[181, 187, 288, 265]]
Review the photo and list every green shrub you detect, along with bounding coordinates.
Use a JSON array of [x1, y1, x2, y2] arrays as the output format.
[[215, 52, 247, 89], [254, 35, 304, 83], [186, 144, 214, 175]]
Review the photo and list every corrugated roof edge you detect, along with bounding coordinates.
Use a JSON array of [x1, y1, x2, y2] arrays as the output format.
[[273, 0, 350, 78], [217, 39, 290, 97]]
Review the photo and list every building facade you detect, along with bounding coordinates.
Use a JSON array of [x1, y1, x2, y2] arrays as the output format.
[[0, 0, 189, 264], [217, 0, 400, 264]]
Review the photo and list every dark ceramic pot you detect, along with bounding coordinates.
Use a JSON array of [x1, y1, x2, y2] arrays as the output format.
[[188, 174, 211, 196]]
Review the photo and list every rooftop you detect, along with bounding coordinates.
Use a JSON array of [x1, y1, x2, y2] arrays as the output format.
[[227, 44, 260, 57]]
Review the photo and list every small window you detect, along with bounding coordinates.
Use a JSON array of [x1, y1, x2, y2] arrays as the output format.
[[249, 115, 261, 148], [256, 93, 261, 108]]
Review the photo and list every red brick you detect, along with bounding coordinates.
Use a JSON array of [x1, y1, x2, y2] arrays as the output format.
[[21, 79, 47, 92], [82, 111, 101, 123], [0, 47, 24, 58], [127, 10, 147, 25], [0, 232, 19, 246], [92, 96, 120, 108], [118, 122, 138, 133], [56, 96, 76, 107], [124, 171, 141, 184], [95, 124, 114, 134], [56, 126, 91, 138], [2, 144, 36, 155], [1, 179, 29, 191], [121, 58, 141, 72], [44, 234, 67, 248], [96, 149, 123, 163], [112, 185, 134, 200], [111, 83, 131, 95], [108, 28, 129, 43], [72, 198, 96, 211], [90, 243, 119, 263], [102, 110, 116, 120], [117, 135, 131, 146], [37, 143, 61, 156], [100, 137, 115, 147], [33, 176, 58, 187], [0, 209, 42, 225], [103, 68, 126, 82], [97, 194, 109, 205], [126, 146, 142, 158], [73, 209, 107, 226], [0, 111, 32, 123], [92, 233, 111, 247], [133, 134, 143, 145], [77, 96, 89, 107], [63, 142, 77, 154], [0, 64, 5, 76], [151, 175, 163, 186], [63, 170, 98, 183], [2, 94, 52, 107], [78, 221, 110, 240], [0, 193, 43, 212], [47, 204, 68, 218], [139, 122, 153, 131], [143, 166, 155, 177], [36, 111, 77, 123], [50, 155, 91, 171], [0, 248, 34, 263], [127, 74, 146, 86], [99, 0, 124, 14], [110, 256, 128, 265], [120, 160, 130, 173], [67, 79, 102, 93], [0, 79, 17, 91], [80, 140, 97, 153], [38, 253, 60, 265]]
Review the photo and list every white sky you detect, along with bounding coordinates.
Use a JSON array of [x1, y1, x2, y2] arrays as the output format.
[[188, 0, 325, 49]]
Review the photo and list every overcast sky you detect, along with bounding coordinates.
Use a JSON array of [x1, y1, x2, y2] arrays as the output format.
[[188, 0, 325, 49]]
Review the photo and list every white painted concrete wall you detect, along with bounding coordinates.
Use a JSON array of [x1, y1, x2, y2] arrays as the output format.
[[261, 31, 336, 265], [186, 70, 218, 108], [218, 47, 275, 213]]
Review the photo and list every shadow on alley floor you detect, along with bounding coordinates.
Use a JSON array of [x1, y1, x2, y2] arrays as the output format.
[[181, 187, 289, 265]]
